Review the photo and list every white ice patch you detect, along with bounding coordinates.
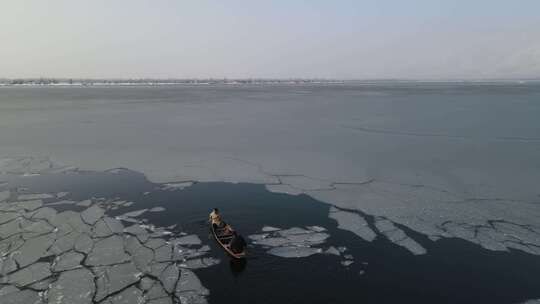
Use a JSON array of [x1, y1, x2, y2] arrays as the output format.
[[160, 182, 194, 191], [56, 192, 69, 198], [328, 207, 376, 242], [374, 218, 427, 255], [261, 226, 281, 232], [265, 184, 303, 195], [171, 235, 202, 246], [120, 209, 148, 218], [17, 193, 54, 201], [249, 225, 338, 259], [267, 246, 322, 258]]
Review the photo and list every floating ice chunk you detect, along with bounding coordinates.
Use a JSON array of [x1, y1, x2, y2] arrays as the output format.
[[146, 283, 169, 301], [265, 184, 303, 195], [172, 235, 202, 246], [1, 200, 43, 211], [21, 219, 55, 239], [0, 212, 20, 225], [173, 246, 209, 261], [132, 246, 154, 272], [94, 263, 141, 300], [248, 233, 269, 241], [106, 286, 144, 304], [155, 245, 173, 262], [76, 199, 92, 207], [0, 285, 19, 296], [53, 251, 84, 271], [124, 224, 149, 235], [324, 246, 341, 256], [307, 225, 327, 232], [0, 218, 26, 239], [278, 227, 312, 236], [28, 206, 57, 221], [74, 233, 94, 253], [147, 298, 174, 304], [17, 193, 53, 200], [121, 209, 148, 218], [254, 237, 290, 247], [329, 207, 376, 242], [56, 192, 69, 198], [81, 205, 105, 225], [7, 262, 51, 287], [175, 269, 209, 300], [13, 234, 55, 267], [262, 226, 281, 232], [149, 207, 166, 212], [47, 200, 76, 206], [108, 168, 124, 174], [86, 235, 130, 266], [47, 268, 95, 304], [341, 260, 354, 267], [160, 263, 180, 293], [179, 257, 221, 269], [359, 270, 366, 275], [267, 246, 322, 258], [116, 216, 140, 224], [375, 218, 427, 255], [3, 289, 42, 304], [50, 231, 81, 254], [139, 277, 155, 291], [1, 256, 18, 274], [161, 182, 193, 191], [337, 246, 347, 253]]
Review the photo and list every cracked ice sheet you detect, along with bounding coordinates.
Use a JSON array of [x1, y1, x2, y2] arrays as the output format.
[[0, 200, 214, 304], [309, 181, 540, 255]]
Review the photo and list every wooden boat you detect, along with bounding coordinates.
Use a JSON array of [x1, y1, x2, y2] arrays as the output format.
[[211, 223, 246, 259]]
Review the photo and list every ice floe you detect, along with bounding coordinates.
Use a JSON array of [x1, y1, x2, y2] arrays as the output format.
[[328, 206, 376, 242], [374, 218, 426, 255], [249, 225, 342, 259], [121, 209, 148, 218], [17, 193, 54, 201], [160, 182, 194, 191]]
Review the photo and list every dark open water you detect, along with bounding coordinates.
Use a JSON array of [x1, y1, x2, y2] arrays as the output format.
[[2, 169, 540, 304]]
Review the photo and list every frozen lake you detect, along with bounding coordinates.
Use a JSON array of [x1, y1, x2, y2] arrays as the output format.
[[1, 83, 540, 303]]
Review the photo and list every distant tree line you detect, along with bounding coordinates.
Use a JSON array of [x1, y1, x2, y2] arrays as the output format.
[[0, 78, 344, 86]]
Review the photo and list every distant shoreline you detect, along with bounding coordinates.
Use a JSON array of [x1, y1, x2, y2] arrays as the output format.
[[1, 78, 539, 87]]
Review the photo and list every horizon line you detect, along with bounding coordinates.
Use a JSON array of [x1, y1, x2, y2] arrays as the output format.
[[1, 77, 540, 82]]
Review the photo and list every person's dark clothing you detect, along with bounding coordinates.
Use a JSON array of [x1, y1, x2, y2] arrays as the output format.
[[230, 234, 246, 253]]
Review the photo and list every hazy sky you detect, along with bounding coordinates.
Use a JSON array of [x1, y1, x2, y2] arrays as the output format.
[[1, 0, 539, 79]]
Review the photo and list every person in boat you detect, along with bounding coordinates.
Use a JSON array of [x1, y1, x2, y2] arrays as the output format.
[[221, 223, 234, 236], [209, 208, 223, 228], [229, 231, 246, 254]]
